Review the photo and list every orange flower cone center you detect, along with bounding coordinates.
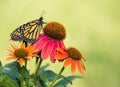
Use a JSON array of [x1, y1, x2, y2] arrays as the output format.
[[14, 49, 28, 58], [43, 22, 66, 40], [67, 47, 83, 60]]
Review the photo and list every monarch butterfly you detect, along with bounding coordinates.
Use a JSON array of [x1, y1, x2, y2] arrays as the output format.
[[10, 17, 45, 43]]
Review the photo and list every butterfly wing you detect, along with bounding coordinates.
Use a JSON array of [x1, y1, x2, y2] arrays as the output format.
[[10, 25, 25, 41], [22, 20, 42, 43], [10, 17, 44, 43]]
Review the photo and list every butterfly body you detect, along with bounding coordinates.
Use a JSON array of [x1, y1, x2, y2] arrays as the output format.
[[10, 17, 45, 43]]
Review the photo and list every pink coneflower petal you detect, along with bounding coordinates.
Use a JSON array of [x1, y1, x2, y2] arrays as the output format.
[[41, 39, 54, 59], [60, 41, 66, 49], [38, 34, 44, 38], [50, 41, 59, 63], [58, 41, 65, 49], [33, 34, 48, 51]]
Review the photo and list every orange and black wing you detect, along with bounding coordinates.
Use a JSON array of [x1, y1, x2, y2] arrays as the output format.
[[10, 17, 44, 43]]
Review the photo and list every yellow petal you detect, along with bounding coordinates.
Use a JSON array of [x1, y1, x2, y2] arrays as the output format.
[[71, 60, 76, 74], [55, 53, 68, 60], [26, 46, 34, 53], [10, 44, 17, 50], [20, 44, 25, 49], [76, 60, 85, 74], [6, 57, 14, 61], [29, 54, 37, 57], [6, 49, 14, 53], [26, 46, 38, 56], [64, 58, 72, 67], [57, 48, 67, 55], [19, 58, 24, 67], [25, 57, 30, 60]]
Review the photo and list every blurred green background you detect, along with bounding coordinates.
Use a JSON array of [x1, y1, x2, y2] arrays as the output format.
[[0, 0, 120, 87]]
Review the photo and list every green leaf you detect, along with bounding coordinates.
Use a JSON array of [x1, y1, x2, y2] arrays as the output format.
[[27, 78, 34, 86], [4, 61, 20, 72], [0, 61, 3, 75], [37, 77, 47, 87], [38, 64, 49, 72], [42, 70, 71, 82], [37, 64, 50, 85], [54, 76, 82, 87], [3, 68, 20, 81], [23, 78, 35, 87], [37, 65, 50, 87], [39, 72, 49, 83], [0, 74, 19, 87], [0, 74, 5, 82], [0, 61, 2, 67], [35, 80, 47, 87], [21, 66, 29, 77], [42, 70, 62, 82], [36, 71, 48, 87]]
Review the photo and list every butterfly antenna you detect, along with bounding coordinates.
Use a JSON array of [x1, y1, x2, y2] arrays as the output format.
[[41, 10, 46, 17], [40, 10, 47, 24]]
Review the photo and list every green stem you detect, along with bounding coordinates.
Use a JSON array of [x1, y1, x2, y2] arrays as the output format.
[[20, 67, 23, 87], [25, 60, 27, 68], [34, 58, 43, 80], [48, 67, 65, 87]]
